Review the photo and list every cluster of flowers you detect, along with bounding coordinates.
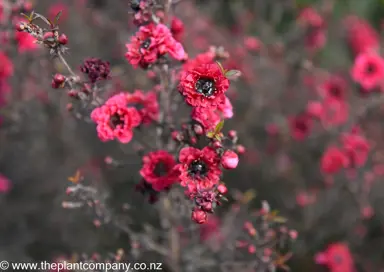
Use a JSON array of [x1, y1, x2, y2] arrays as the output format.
[[10, 0, 238, 224]]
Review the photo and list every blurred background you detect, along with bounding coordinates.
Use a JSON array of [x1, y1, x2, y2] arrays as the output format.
[[1, 0, 384, 271]]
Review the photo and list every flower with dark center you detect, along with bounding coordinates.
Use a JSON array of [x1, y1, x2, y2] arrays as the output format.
[[90, 93, 141, 143], [125, 23, 185, 69], [140, 150, 179, 192], [351, 51, 384, 90], [289, 113, 313, 141], [195, 78, 215, 97], [109, 113, 124, 128], [176, 147, 222, 192], [179, 63, 230, 108], [130, 0, 141, 12]]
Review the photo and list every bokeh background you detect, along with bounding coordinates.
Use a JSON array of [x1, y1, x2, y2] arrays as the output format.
[[1, 0, 384, 271]]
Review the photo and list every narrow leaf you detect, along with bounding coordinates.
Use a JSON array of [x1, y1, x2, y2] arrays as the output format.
[[216, 61, 226, 75], [273, 216, 288, 223], [214, 120, 224, 134], [224, 69, 242, 80], [55, 10, 63, 25], [206, 132, 215, 138], [34, 13, 52, 25]]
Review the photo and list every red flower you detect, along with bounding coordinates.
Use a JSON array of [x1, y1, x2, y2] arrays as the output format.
[[91, 93, 141, 143], [179, 63, 230, 108], [125, 23, 185, 69], [319, 75, 347, 100], [0, 51, 13, 79], [344, 16, 379, 56], [320, 98, 349, 127], [176, 147, 221, 192], [315, 243, 355, 272], [341, 132, 370, 167], [0, 173, 11, 193], [170, 16, 184, 41], [191, 107, 221, 131], [289, 113, 312, 141], [320, 146, 349, 174], [351, 52, 384, 90], [126, 90, 159, 124], [15, 31, 38, 53], [140, 150, 179, 192]]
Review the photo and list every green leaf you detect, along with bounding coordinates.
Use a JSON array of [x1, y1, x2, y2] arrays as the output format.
[[214, 120, 224, 134], [206, 131, 215, 139], [216, 61, 226, 75], [224, 69, 241, 80], [273, 216, 287, 223], [55, 10, 63, 25]]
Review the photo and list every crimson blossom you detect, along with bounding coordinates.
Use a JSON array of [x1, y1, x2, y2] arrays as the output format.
[[139, 150, 179, 192], [90, 93, 141, 143], [176, 146, 222, 193], [179, 63, 230, 108], [125, 23, 186, 69], [351, 51, 384, 91], [315, 242, 355, 272]]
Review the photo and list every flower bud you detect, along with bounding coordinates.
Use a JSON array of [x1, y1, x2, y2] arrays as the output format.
[[236, 145, 246, 154], [221, 150, 239, 169], [191, 208, 207, 224], [193, 124, 203, 135], [58, 33, 68, 45], [228, 130, 237, 139], [15, 22, 25, 32], [217, 184, 228, 194], [201, 202, 213, 213], [53, 73, 65, 85]]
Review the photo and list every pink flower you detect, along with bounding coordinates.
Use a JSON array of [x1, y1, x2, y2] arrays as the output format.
[[125, 23, 185, 68], [91, 93, 141, 143], [320, 98, 349, 127], [15, 31, 38, 53], [217, 96, 234, 118], [341, 132, 370, 168], [289, 113, 313, 141], [351, 52, 384, 90], [0, 173, 11, 193], [176, 146, 221, 192], [344, 16, 379, 56], [315, 243, 355, 272], [0, 51, 13, 79], [140, 150, 179, 191], [320, 146, 349, 174]]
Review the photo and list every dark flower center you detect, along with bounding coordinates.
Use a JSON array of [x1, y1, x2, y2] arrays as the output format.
[[154, 161, 169, 177], [110, 113, 124, 128], [329, 85, 341, 97], [189, 160, 208, 177], [131, 0, 141, 12], [195, 77, 215, 97], [295, 119, 308, 131], [366, 63, 376, 74], [141, 38, 151, 50]]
